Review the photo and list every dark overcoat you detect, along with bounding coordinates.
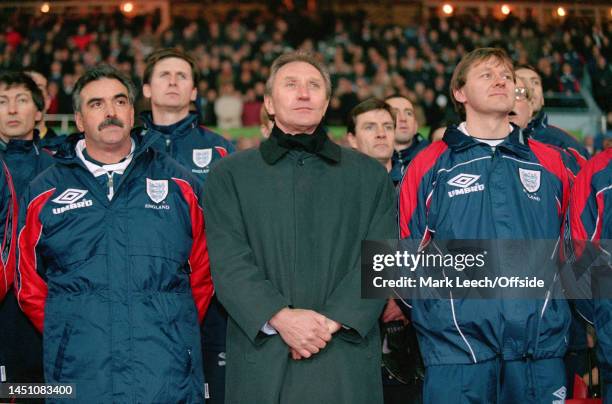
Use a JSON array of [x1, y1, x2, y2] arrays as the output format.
[[203, 133, 397, 403]]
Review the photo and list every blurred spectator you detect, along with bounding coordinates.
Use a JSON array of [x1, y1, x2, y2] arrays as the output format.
[[241, 88, 262, 126], [592, 55, 612, 112], [71, 24, 94, 52], [215, 83, 243, 129], [559, 63, 580, 95], [0, 8, 606, 135]]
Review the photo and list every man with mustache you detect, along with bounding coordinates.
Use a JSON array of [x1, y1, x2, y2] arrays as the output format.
[[16, 64, 213, 402], [0, 71, 54, 386], [140, 47, 235, 404]]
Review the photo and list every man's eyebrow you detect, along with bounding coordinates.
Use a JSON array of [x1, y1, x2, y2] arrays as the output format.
[[86, 97, 103, 105], [283, 75, 322, 81], [0, 92, 30, 99], [85, 93, 128, 105]]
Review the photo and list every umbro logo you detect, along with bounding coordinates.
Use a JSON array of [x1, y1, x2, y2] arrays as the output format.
[[447, 173, 485, 198], [52, 189, 88, 204], [552, 386, 566, 400], [447, 174, 480, 188], [52, 188, 93, 214]]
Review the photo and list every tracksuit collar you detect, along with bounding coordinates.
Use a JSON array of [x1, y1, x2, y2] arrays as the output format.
[[443, 123, 531, 159], [140, 111, 199, 138], [527, 110, 547, 132], [393, 134, 425, 162], [0, 130, 41, 154], [54, 127, 156, 165]]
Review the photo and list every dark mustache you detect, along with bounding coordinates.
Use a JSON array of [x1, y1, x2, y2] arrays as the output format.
[[98, 117, 125, 131]]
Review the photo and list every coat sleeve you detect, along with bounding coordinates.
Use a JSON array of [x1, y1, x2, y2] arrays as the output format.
[[173, 177, 214, 323], [0, 161, 17, 302], [15, 187, 54, 332], [318, 170, 396, 341], [203, 163, 290, 344]]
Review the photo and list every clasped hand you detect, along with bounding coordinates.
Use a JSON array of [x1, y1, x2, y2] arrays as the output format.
[[269, 308, 341, 360]]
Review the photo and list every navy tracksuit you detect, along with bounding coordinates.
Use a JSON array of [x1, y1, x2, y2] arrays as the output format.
[[570, 148, 612, 403], [0, 138, 54, 384], [398, 125, 571, 403], [140, 112, 234, 404], [16, 132, 212, 402]]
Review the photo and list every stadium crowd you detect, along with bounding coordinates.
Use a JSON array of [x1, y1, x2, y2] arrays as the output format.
[[0, 8, 610, 132]]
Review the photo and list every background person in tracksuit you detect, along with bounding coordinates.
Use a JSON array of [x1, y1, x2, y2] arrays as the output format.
[[140, 47, 234, 404], [398, 48, 571, 403], [0, 72, 54, 385], [25, 70, 60, 145], [384, 95, 429, 185], [0, 159, 16, 304], [346, 98, 423, 404], [511, 71, 592, 397], [516, 64, 590, 168], [16, 65, 213, 403], [570, 148, 612, 403]]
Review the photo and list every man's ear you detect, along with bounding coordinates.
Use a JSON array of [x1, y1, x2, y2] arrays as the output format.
[[75, 111, 85, 132], [346, 133, 358, 149], [190, 87, 197, 102], [142, 84, 152, 99], [453, 87, 467, 105], [264, 95, 275, 117]]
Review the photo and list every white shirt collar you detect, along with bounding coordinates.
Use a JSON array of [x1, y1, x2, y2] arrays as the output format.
[[458, 121, 510, 147], [76, 138, 135, 177]]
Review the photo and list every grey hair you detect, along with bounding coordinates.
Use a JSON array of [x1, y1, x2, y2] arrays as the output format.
[[72, 64, 136, 112], [265, 51, 332, 99]]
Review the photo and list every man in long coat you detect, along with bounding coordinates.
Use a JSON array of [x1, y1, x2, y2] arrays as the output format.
[[203, 51, 396, 403]]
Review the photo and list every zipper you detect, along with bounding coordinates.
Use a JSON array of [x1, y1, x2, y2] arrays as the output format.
[[107, 173, 114, 200], [165, 137, 171, 153]]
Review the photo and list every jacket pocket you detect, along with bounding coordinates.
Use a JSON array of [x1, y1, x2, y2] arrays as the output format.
[[169, 320, 203, 403], [52, 322, 73, 381]]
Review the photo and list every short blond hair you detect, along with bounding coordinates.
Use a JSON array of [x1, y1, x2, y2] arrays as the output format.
[[450, 48, 515, 118]]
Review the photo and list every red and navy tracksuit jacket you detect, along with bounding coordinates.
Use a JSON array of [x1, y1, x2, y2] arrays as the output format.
[[0, 160, 16, 303], [15, 132, 213, 403], [140, 111, 234, 402], [398, 124, 571, 366], [138, 115, 234, 350], [140, 111, 234, 184], [0, 137, 55, 383], [569, 148, 612, 396], [527, 111, 589, 170], [390, 135, 430, 185]]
